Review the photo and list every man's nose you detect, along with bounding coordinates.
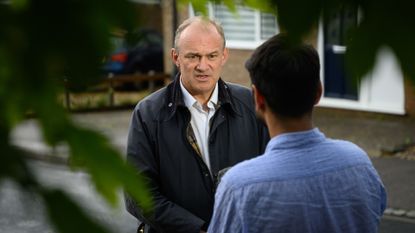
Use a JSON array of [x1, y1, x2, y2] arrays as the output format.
[[196, 56, 209, 71]]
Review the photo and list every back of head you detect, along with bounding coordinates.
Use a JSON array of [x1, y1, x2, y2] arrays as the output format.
[[245, 33, 320, 118]]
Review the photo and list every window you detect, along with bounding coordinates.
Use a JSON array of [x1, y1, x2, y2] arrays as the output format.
[[260, 13, 278, 40], [190, 4, 279, 49]]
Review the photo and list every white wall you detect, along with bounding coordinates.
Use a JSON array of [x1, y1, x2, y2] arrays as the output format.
[[317, 25, 405, 115]]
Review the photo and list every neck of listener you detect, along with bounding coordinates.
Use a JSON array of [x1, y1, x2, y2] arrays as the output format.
[[265, 112, 314, 139]]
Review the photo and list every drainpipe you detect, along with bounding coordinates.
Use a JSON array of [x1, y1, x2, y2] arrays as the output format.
[[172, 0, 178, 80]]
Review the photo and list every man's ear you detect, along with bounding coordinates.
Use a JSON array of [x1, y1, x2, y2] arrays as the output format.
[[314, 81, 323, 105], [252, 85, 266, 112], [171, 48, 179, 67], [221, 48, 229, 65]]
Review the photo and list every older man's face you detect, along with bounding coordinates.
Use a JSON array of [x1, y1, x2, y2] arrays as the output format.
[[172, 22, 228, 101]]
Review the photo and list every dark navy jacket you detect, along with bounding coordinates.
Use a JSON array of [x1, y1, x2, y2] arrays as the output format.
[[125, 75, 269, 233]]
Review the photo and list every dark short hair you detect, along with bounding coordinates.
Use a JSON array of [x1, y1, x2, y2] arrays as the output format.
[[245, 33, 320, 117]]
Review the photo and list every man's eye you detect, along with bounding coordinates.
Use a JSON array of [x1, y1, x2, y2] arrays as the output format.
[[186, 55, 198, 60], [208, 54, 218, 60]]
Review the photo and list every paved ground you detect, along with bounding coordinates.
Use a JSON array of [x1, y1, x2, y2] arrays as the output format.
[[6, 107, 415, 232], [0, 160, 137, 233], [314, 108, 415, 158]]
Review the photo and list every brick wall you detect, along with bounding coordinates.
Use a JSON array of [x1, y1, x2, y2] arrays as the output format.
[[221, 49, 253, 87], [221, 28, 318, 87]]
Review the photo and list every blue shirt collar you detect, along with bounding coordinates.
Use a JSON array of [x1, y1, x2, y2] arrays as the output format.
[[265, 128, 325, 153]]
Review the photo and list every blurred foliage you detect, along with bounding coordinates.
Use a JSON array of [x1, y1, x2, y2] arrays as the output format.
[[0, 0, 152, 232], [1, 0, 414, 232], [43, 189, 113, 233], [186, 0, 415, 83]]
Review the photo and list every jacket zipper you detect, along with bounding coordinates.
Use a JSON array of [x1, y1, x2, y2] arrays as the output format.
[[183, 113, 215, 195]]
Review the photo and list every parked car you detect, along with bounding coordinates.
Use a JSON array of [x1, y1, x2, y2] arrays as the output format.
[[102, 28, 164, 90], [123, 28, 164, 74]]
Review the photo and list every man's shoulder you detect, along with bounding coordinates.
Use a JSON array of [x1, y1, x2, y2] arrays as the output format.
[[133, 86, 168, 118], [220, 155, 271, 189], [325, 138, 369, 161], [138, 86, 167, 105], [221, 137, 372, 188], [225, 82, 252, 99], [223, 82, 255, 111]]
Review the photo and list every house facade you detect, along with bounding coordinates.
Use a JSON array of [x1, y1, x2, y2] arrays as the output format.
[[158, 1, 415, 116]]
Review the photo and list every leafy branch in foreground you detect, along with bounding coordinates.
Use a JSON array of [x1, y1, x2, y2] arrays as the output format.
[[0, 0, 152, 232], [2, 0, 415, 232]]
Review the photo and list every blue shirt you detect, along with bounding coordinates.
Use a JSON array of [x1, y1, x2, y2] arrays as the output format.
[[208, 128, 386, 233]]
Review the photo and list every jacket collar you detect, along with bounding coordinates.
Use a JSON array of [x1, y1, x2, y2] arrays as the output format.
[[165, 73, 239, 119]]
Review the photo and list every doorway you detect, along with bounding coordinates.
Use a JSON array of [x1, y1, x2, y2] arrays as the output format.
[[323, 4, 358, 100]]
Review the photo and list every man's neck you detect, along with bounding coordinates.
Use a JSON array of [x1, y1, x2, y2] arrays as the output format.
[[265, 112, 314, 138], [179, 78, 218, 109]]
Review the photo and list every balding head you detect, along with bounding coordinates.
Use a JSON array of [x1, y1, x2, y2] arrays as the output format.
[[174, 16, 226, 52]]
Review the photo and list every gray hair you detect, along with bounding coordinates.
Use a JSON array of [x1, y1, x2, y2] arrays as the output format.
[[174, 16, 226, 52]]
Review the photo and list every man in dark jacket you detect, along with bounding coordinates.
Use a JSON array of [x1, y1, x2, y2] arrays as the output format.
[[125, 16, 269, 233]]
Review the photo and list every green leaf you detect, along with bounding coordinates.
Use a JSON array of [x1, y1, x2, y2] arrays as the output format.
[[66, 126, 153, 212], [221, 0, 237, 13], [345, 20, 380, 81], [1, 1, 151, 232], [0, 140, 37, 187], [243, 0, 274, 13], [43, 189, 112, 233], [185, 0, 210, 16], [270, 0, 322, 42], [10, 0, 29, 11]]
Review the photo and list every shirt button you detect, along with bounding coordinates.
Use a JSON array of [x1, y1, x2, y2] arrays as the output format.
[[168, 103, 173, 107], [205, 173, 209, 177]]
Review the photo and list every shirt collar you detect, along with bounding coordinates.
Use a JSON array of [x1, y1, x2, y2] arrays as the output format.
[[180, 78, 219, 109], [265, 128, 325, 153], [165, 73, 239, 120], [180, 79, 197, 108]]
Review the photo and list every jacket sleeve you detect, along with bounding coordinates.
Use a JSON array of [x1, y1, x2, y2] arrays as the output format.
[[124, 107, 205, 233]]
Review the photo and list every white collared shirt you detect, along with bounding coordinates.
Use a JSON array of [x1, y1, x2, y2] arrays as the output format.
[[180, 79, 218, 171]]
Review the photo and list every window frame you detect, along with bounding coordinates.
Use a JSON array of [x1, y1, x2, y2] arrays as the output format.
[[189, 3, 278, 50]]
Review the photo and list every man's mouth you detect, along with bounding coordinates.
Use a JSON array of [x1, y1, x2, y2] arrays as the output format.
[[195, 74, 209, 79]]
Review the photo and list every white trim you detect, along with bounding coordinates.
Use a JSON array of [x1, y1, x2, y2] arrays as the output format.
[[207, 3, 214, 18], [225, 40, 267, 50], [189, 3, 278, 50], [254, 9, 261, 42], [318, 19, 325, 95], [317, 98, 405, 115], [189, 4, 195, 17], [317, 20, 405, 115], [332, 45, 347, 54]]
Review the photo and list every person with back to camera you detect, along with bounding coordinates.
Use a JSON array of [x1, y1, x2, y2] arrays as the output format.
[[208, 33, 387, 233], [124, 16, 269, 233]]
